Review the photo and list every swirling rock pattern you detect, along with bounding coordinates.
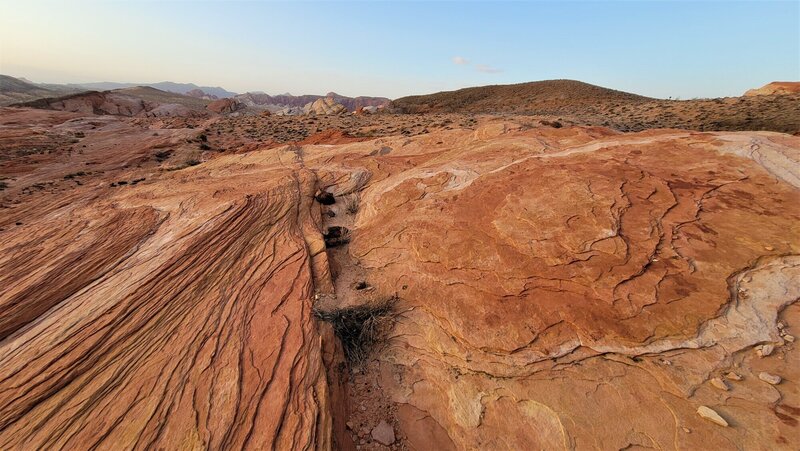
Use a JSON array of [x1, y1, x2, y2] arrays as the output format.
[[308, 123, 800, 449], [0, 112, 798, 450], [0, 148, 337, 449]]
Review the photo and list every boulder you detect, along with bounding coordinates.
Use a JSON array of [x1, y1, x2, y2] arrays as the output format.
[[206, 98, 242, 114], [304, 97, 347, 115]]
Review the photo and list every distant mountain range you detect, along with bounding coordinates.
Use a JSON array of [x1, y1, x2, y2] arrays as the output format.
[[0, 75, 389, 111], [71, 81, 237, 99]]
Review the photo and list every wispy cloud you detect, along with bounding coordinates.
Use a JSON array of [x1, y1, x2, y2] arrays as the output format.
[[452, 56, 502, 74], [475, 64, 502, 74]]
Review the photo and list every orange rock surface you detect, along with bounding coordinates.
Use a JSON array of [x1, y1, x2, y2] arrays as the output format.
[[1, 111, 798, 449]]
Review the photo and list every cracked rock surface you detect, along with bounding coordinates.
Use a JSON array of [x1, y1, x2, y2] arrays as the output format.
[[0, 111, 798, 449]]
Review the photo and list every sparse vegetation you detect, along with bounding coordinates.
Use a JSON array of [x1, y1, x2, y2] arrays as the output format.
[[323, 226, 351, 247], [314, 296, 398, 364], [344, 194, 360, 215]]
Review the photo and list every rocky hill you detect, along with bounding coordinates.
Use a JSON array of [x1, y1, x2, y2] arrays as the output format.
[[392, 79, 800, 134], [391, 79, 651, 114], [745, 81, 800, 96], [14, 86, 216, 117], [236, 91, 389, 113], [76, 81, 237, 98], [0, 75, 85, 106], [0, 107, 797, 449]]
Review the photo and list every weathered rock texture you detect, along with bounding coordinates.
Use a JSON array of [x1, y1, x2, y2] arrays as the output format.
[[305, 97, 348, 115], [0, 111, 798, 449], [745, 81, 800, 96], [0, 143, 340, 448], [306, 122, 800, 450]]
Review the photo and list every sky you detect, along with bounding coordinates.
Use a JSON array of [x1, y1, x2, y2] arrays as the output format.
[[0, 0, 798, 99]]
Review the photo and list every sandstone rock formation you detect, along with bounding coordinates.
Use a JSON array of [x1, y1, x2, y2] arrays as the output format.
[[206, 97, 242, 114], [305, 97, 348, 115], [745, 81, 800, 96], [0, 110, 798, 449], [0, 138, 341, 449], [309, 122, 800, 450]]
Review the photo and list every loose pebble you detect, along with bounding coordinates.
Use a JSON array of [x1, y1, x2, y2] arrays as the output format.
[[725, 372, 742, 381], [710, 377, 729, 391], [697, 406, 729, 427], [758, 372, 781, 385]]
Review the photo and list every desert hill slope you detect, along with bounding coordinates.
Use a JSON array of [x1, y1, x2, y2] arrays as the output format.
[[0, 75, 60, 106], [393, 79, 800, 134], [0, 75, 88, 106], [14, 86, 215, 117], [392, 79, 651, 114]]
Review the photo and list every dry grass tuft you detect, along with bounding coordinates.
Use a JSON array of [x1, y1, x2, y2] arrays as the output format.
[[314, 296, 398, 365], [343, 193, 360, 215]]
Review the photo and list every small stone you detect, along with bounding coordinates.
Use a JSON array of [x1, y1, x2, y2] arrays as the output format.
[[682, 427, 691, 433], [777, 321, 785, 330], [359, 405, 367, 412], [371, 420, 396, 446], [725, 372, 742, 381], [760, 344, 775, 357], [710, 377, 729, 391], [764, 245, 774, 251], [346, 421, 354, 430], [784, 334, 795, 343], [759, 372, 781, 385], [697, 406, 728, 427]]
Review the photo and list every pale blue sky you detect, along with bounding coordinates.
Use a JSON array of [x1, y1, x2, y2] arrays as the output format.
[[1, 1, 797, 99]]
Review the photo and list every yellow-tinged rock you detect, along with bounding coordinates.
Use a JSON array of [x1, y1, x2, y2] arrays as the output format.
[[697, 406, 729, 427]]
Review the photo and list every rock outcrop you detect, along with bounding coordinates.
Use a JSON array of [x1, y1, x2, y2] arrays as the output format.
[[0, 142, 340, 449], [745, 81, 800, 96], [304, 97, 348, 115], [308, 122, 800, 450], [0, 111, 798, 449], [206, 97, 243, 114]]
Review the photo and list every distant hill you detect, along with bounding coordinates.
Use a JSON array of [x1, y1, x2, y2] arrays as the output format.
[[14, 86, 214, 117], [235, 91, 390, 113], [391, 79, 651, 114], [0, 74, 85, 106], [74, 81, 237, 99]]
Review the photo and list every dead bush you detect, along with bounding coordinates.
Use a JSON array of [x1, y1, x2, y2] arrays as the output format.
[[314, 297, 398, 364], [343, 194, 360, 215]]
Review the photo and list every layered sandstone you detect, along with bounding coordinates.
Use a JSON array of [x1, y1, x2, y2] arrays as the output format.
[[304, 122, 800, 450], [0, 110, 798, 449], [0, 135, 340, 448]]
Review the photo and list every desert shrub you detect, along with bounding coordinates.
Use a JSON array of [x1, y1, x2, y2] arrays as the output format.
[[343, 194, 360, 215], [323, 226, 351, 247], [314, 296, 398, 364]]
